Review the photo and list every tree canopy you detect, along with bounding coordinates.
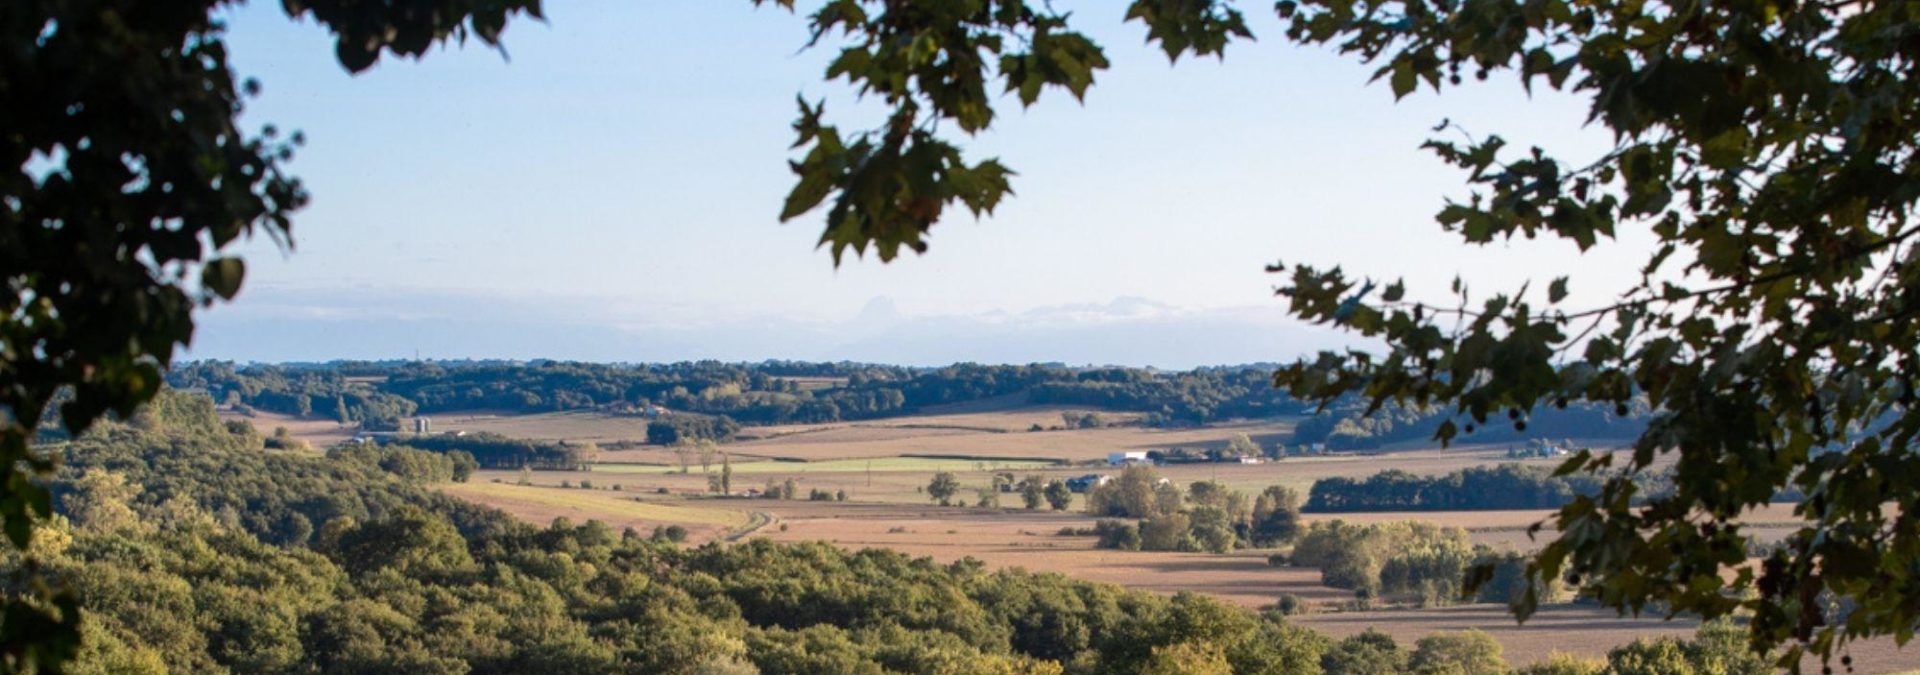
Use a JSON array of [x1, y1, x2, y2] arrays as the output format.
[[755, 0, 1920, 666]]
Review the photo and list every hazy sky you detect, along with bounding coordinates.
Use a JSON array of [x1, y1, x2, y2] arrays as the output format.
[[194, 1, 1656, 367]]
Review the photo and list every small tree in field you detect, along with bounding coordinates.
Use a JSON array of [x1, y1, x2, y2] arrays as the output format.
[[696, 439, 717, 474], [1044, 480, 1073, 511], [1224, 433, 1260, 459], [671, 440, 693, 474], [926, 472, 961, 507], [1018, 475, 1046, 510]]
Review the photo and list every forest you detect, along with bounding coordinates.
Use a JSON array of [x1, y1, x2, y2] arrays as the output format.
[[1303, 465, 1609, 513], [166, 361, 1326, 428], [169, 360, 1656, 450], [1287, 402, 1649, 451]]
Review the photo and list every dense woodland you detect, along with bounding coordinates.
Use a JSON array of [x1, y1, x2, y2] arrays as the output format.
[[1304, 465, 1609, 513], [1287, 401, 1648, 451], [167, 361, 1318, 429], [169, 360, 1652, 449]]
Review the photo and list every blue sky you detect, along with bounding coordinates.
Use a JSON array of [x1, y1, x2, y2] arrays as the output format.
[[193, 1, 1654, 367]]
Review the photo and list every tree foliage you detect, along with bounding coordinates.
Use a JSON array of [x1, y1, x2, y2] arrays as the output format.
[[3, 0, 543, 661], [758, 0, 1920, 663]]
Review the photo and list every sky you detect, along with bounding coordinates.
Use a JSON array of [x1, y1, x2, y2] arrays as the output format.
[[191, 1, 1656, 368]]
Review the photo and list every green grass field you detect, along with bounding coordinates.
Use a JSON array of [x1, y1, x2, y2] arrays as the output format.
[[589, 456, 1056, 475]]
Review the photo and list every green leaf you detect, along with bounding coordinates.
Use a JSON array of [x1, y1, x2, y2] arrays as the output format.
[[202, 258, 246, 300], [1389, 60, 1417, 99]]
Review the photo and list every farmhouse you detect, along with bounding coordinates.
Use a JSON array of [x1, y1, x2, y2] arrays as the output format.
[[1106, 451, 1149, 466]]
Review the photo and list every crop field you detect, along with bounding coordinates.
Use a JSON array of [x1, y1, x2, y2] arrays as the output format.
[[441, 481, 750, 541], [218, 409, 355, 448], [588, 456, 1057, 475], [443, 485, 1911, 668], [433, 406, 1913, 672], [421, 410, 655, 445]]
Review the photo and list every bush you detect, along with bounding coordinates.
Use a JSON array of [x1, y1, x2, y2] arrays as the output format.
[[1093, 519, 1141, 550], [1516, 652, 1606, 675], [1271, 593, 1307, 616], [1409, 630, 1507, 675], [1322, 629, 1408, 675], [650, 525, 689, 543], [1139, 513, 1193, 552], [645, 413, 740, 444]]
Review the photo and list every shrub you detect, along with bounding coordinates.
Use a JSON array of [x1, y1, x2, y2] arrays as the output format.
[[1322, 629, 1408, 675], [1515, 652, 1606, 675], [1093, 520, 1140, 550], [1409, 630, 1507, 675], [1271, 593, 1307, 616]]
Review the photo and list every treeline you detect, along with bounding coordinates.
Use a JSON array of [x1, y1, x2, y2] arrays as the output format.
[[1285, 520, 1554, 607], [1303, 465, 1697, 513], [1290, 400, 1649, 450], [169, 360, 1320, 428], [646, 413, 741, 444], [171, 361, 1665, 447], [396, 431, 593, 470], [167, 361, 419, 429], [1305, 465, 1606, 512]]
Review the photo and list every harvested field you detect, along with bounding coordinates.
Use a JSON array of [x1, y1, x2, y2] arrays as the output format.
[[441, 482, 748, 542], [1296, 604, 1695, 665], [428, 410, 654, 444], [590, 456, 1056, 475], [733, 417, 1300, 462], [217, 409, 354, 447], [1298, 605, 1916, 673], [449, 477, 1920, 671], [436, 406, 1905, 670]]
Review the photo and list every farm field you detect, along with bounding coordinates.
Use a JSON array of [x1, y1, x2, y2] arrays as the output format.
[[589, 456, 1057, 475], [216, 408, 355, 447], [426, 405, 1913, 672], [439, 481, 751, 542], [447, 476, 1911, 670]]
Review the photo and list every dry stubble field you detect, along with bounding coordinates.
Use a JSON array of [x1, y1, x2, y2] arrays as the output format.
[[423, 407, 1912, 670]]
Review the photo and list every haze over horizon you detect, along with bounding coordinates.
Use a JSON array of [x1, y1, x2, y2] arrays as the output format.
[[193, 1, 1656, 366]]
